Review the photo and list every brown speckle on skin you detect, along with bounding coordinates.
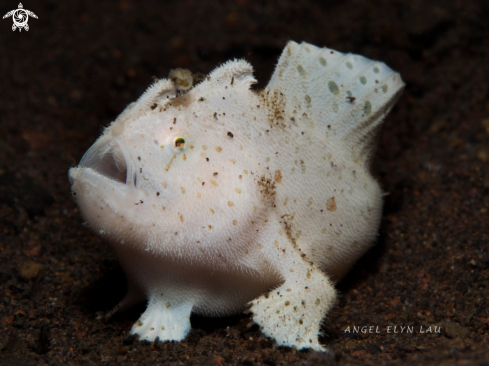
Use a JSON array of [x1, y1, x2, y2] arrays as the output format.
[[274, 170, 282, 183], [164, 154, 176, 172], [257, 175, 277, 207], [259, 89, 287, 129], [326, 197, 337, 211]]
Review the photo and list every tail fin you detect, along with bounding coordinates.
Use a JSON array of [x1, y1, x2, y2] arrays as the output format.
[[266, 41, 404, 164]]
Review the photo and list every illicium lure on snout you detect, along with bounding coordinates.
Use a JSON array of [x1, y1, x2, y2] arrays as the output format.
[[69, 41, 404, 351]]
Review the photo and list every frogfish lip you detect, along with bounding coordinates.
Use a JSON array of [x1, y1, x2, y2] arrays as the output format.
[[69, 134, 139, 209], [69, 133, 139, 187], [77, 135, 129, 185]]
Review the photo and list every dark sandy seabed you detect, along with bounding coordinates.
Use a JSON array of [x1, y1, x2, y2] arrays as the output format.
[[1, 0, 488, 365]]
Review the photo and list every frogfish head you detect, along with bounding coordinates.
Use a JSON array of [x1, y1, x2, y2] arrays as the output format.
[[69, 70, 264, 258]]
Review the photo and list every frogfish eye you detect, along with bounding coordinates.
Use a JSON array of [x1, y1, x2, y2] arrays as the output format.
[[174, 137, 185, 149]]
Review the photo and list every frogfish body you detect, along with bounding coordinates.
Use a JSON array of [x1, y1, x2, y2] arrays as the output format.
[[69, 41, 404, 351]]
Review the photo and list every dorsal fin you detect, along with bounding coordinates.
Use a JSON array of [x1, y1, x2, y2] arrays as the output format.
[[267, 41, 404, 164], [207, 59, 256, 89]]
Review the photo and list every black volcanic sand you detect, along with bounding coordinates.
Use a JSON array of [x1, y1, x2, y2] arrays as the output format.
[[1, 1, 488, 365]]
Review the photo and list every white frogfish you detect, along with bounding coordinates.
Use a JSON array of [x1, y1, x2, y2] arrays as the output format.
[[69, 41, 404, 351]]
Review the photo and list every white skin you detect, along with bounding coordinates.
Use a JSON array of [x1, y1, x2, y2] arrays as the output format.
[[69, 41, 404, 351]]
